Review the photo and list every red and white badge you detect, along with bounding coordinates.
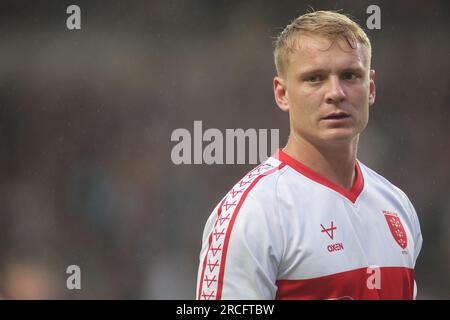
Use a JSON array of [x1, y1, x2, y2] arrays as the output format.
[[383, 210, 408, 249]]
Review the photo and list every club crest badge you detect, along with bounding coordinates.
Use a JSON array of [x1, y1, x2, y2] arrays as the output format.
[[383, 210, 407, 249]]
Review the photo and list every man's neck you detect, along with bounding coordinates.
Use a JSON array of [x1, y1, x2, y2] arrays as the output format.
[[283, 135, 359, 190]]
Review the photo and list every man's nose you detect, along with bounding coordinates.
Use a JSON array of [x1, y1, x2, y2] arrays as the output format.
[[325, 76, 345, 104]]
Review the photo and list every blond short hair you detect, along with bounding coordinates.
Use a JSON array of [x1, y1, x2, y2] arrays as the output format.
[[274, 11, 372, 77]]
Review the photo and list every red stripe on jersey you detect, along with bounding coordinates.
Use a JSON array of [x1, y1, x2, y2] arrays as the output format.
[[216, 163, 285, 299], [275, 267, 414, 300], [275, 149, 364, 203], [197, 197, 227, 300]]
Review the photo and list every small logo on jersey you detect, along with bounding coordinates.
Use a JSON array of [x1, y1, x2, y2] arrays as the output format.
[[383, 210, 408, 249], [327, 242, 344, 252], [321, 221, 336, 240]]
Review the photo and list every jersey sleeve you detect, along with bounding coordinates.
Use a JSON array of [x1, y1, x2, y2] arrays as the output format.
[[407, 199, 423, 300], [393, 185, 423, 266], [408, 200, 423, 266], [196, 171, 284, 300], [397, 191, 423, 300]]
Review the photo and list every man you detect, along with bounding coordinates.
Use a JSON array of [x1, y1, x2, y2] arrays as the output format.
[[196, 10, 422, 300]]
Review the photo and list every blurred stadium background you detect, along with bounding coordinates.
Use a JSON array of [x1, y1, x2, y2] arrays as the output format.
[[0, 0, 449, 299]]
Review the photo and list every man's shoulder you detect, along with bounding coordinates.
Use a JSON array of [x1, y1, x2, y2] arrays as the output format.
[[359, 160, 412, 204], [219, 157, 287, 212], [358, 161, 422, 252]]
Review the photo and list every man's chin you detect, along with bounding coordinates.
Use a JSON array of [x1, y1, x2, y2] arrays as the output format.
[[319, 129, 358, 146]]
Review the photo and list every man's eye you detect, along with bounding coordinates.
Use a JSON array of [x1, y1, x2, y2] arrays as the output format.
[[343, 73, 358, 80], [307, 75, 323, 82]]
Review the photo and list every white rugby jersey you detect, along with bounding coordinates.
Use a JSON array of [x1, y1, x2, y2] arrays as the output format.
[[196, 149, 422, 300]]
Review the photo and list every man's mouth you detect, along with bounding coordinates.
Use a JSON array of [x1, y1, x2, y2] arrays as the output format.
[[322, 112, 351, 120]]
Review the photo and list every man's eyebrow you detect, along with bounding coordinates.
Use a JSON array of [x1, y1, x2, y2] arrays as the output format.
[[298, 68, 329, 77], [341, 66, 365, 73], [298, 66, 365, 77]]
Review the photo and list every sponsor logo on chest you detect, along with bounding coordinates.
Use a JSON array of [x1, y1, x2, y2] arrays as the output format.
[[321, 221, 344, 252]]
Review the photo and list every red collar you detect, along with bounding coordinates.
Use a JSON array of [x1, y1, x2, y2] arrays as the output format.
[[275, 149, 364, 203]]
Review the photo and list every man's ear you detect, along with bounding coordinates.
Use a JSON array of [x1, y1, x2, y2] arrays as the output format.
[[369, 69, 376, 106], [274, 76, 289, 112]]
